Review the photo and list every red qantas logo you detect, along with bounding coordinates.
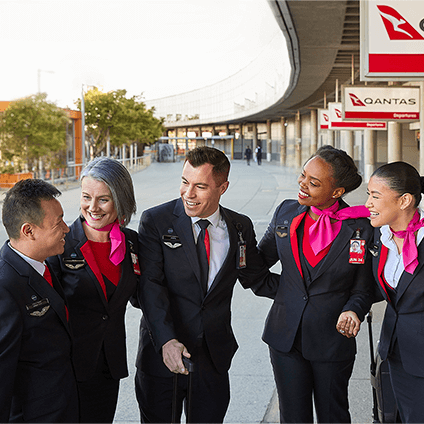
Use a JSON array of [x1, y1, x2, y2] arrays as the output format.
[[335, 109, 342, 118], [349, 93, 366, 107], [323, 113, 329, 122], [377, 5, 424, 40]]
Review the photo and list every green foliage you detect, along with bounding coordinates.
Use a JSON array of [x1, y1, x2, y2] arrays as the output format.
[[0, 93, 69, 172], [76, 87, 164, 156]]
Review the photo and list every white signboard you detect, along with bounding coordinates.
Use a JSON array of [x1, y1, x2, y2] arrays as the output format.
[[342, 85, 420, 121], [318, 109, 329, 130], [329, 103, 387, 130], [361, 0, 424, 80]]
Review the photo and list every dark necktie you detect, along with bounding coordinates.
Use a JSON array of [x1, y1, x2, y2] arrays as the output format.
[[196, 219, 210, 294]]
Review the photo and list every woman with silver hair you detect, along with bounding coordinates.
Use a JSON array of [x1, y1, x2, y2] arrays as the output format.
[[47, 156, 140, 423]]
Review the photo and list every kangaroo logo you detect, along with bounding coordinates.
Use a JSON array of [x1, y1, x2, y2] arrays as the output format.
[[377, 5, 424, 40], [323, 113, 329, 122], [349, 93, 366, 107], [335, 109, 342, 119]]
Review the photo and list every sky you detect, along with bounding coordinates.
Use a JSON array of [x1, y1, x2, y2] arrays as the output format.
[[0, 0, 283, 109]]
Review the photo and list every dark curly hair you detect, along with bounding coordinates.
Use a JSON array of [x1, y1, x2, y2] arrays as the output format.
[[308, 145, 362, 195]]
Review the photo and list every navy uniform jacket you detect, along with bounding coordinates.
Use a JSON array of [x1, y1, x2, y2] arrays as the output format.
[[372, 230, 424, 377], [258, 199, 374, 361], [0, 242, 78, 423], [47, 217, 140, 381], [136, 198, 274, 378]]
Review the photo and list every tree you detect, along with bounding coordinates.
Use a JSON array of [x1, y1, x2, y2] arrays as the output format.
[[0, 93, 69, 173], [76, 87, 164, 157]]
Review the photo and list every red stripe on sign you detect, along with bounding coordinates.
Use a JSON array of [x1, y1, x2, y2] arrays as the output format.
[[331, 122, 386, 129], [369, 54, 424, 72], [345, 111, 419, 120]]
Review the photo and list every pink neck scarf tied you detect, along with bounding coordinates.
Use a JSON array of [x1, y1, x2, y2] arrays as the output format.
[[85, 219, 126, 265], [391, 210, 424, 274], [309, 202, 370, 255]]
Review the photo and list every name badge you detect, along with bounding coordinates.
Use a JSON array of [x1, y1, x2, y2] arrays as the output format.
[[129, 241, 141, 275], [26, 298, 50, 316], [349, 229, 366, 265], [237, 241, 247, 269]]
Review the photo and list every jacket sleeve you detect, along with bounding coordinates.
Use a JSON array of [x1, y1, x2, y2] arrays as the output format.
[[0, 283, 22, 422], [137, 209, 177, 352], [258, 202, 282, 269], [237, 215, 280, 299]]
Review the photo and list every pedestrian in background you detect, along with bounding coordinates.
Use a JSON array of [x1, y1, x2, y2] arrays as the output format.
[[47, 157, 140, 423], [256, 145, 262, 165], [259, 145, 374, 423], [244, 145, 252, 165], [363, 161, 424, 423], [0, 179, 78, 423]]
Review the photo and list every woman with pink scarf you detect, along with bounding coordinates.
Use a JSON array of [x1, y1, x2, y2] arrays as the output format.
[[47, 157, 140, 423], [258, 146, 374, 423], [364, 161, 424, 423]]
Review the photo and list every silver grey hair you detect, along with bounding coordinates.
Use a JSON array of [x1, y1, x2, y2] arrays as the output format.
[[80, 157, 136, 227]]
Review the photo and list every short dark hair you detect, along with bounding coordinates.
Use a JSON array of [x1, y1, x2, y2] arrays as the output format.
[[2, 179, 61, 240], [80, 157, 136, 227], [372, 161, 424, 208], [185, 146, 230, 185], [308, 145, 362, 195]]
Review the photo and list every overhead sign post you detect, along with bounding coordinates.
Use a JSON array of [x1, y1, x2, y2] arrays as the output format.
[[342, 85, 420, 121], [361, 0, 424, 81], [328, 103, 387, 131]]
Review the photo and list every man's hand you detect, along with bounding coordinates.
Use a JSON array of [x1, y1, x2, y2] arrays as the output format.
[[336, 311, 361, 338], [162, 339, 191, 375]]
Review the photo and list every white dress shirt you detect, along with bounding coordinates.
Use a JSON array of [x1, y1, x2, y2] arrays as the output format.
[[380, 208, 424, 288], [192, 208, 230, 290], [8, 242, 47, 277]]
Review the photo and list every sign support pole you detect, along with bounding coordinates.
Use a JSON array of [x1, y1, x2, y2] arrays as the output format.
[[420, 81, 424, 174]]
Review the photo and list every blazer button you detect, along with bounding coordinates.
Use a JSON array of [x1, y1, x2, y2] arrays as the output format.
[[303, 295, 308, 301], [102, 315, 109, 320]]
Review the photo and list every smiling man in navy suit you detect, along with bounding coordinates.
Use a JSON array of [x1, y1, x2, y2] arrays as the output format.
[[135, 146, 273, 423], [0, 179, 78, 423]]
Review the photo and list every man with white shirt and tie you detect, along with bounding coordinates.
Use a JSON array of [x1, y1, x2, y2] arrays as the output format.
[[0, 178, 78, 423], [135, 146, 275, 423]]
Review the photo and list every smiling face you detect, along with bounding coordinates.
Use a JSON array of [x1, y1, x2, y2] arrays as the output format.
[[297, 156, 344, 209], [366, 176, 404, 229], [32, 199, 69, 261], [80, 177, 118, 229], [179, 161, 229, 218]]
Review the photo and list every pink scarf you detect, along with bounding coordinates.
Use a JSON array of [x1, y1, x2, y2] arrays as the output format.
[[309, 202, 370, 255], [391, 210, 424, 274], [85, 219, 126, 266]]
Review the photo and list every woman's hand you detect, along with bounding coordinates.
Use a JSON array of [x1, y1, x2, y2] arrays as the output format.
[[336, 311, 361, 338]]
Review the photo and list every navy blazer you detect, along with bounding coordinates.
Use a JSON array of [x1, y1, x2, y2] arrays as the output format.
[[136, 198, 273, 378], [47, 217, 140, 381], [372, 229, 424, 378], [0, 242, 78, 423], [258, 199, 374, 362]]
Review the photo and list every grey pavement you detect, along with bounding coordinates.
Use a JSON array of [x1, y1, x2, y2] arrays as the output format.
[[0, 159, 385, 423]]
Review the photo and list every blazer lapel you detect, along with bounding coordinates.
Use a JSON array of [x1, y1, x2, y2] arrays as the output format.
[[289, 211, 307, 280], [376, 243, 391, 301]]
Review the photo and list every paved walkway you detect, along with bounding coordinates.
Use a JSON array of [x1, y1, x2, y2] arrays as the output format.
[[0, 159, 384, 423]]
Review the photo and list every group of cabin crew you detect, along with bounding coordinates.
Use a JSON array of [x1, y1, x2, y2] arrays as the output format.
[[0, 144, 423, 423]]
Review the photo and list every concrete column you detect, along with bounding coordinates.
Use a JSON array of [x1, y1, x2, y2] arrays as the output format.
[[310, 110, 318, 155], [327, 130, 335, 147], [387, 122, 402, 162], [266, 119, 272, 162], [341, 131, 354, 158], [364, 129, 377, 182], [280, 117, 287, 166], [253, 123, 258, 149], [294, 111, 302, 168]]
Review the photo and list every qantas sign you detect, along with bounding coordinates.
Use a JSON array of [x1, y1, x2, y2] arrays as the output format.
[[342, 85, 420, 121], [318, 109, 329, 130], [328, 103, 387, 131], [361, 1, 424, 79]]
